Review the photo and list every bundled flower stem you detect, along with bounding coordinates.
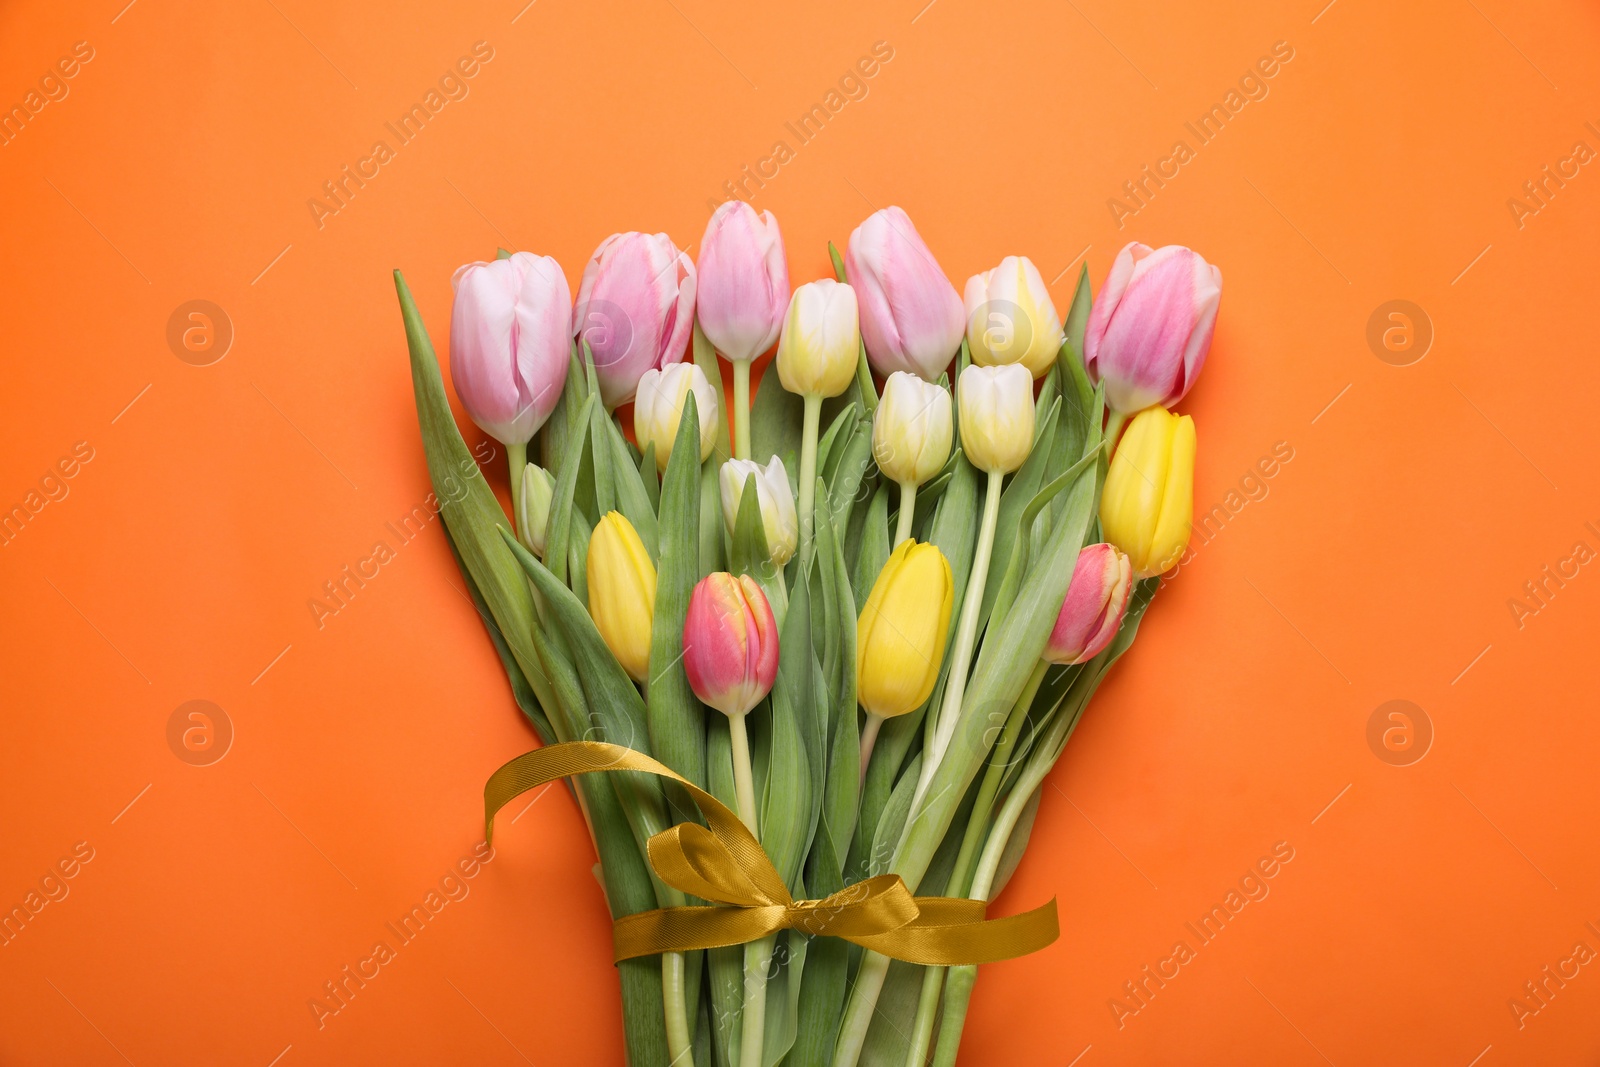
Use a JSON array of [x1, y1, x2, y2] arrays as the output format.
[[397, 208, 1218, 1066]]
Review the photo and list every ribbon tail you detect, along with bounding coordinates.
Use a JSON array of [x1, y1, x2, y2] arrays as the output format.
[[847, 897, 1060, 966]]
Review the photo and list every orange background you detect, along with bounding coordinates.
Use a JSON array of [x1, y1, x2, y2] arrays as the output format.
[[3, 0, 1598, 1063]]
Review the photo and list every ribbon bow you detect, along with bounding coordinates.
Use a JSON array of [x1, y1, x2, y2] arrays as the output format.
[[484, 740, 1059, 966]]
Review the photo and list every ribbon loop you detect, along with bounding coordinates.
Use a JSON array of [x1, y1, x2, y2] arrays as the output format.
[[484, 740, 1059, 967]]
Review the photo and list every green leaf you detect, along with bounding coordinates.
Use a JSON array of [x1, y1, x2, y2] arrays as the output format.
[[693, 322, 733, 467], [868, 753, 922, 877], [582, 341, 616, 516], [639, 442, 660, 511], [604, 408, 660, 561], [761, 932, 807, 1067], [441, 521, 555, 744], [928, 450, 980, 644], [762, 562, 814, 890], [815, 404, 855, 486], [502, 530, 656, 765], [526, 608, 669, 1067], [543, 392, 596, 588], [729, 472, 787, 626], [892, 462, 1096, 892], [698, 463, 726, 576], [977, 397, 1059, 629], [392, 270, 547, 700], [495, 247, 513, 260], [850, 483, 890, 614], [826, 418, 874, 536], [540, 348, 589, 509], [749, 358, 804, 470], [647, 393, 707, 791]]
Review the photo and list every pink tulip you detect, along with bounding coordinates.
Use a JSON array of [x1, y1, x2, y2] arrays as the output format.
[[449, 252, 572, 445], [1043, 543, 1133, 665], [697, 202, 790, 363], [1084, 243, 1222, 415], [573, 232, 697, 409], [845, 206, 965, 382], [683, 572, 779, 718]]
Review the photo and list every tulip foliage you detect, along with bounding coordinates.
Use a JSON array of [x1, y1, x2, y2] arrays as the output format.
[[395, 216, 1219, 1067]]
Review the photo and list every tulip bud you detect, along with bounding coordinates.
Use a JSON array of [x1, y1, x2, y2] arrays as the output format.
[[846, 206, 965, 382], [683, 572, 780, 718], [719, 456, 798, 567], [449, 252, 572, 444], [1100, 406, 1196, 578], [517, 463, 555, 557], [1044, 544, 1133, 665], [775, 279, 859, 399], [956, 363, 1035, 474], [696, 202, 790, 364], [963, 255, 1065, 379], [634, 363, 718, 472], [573, 232, 697, 409], [586, 512, 657, 682], [1085, 242, 1222, 414], [872, 372, 952, 488], [857, 540, 954, 719]]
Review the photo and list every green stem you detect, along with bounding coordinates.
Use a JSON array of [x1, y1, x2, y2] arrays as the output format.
[[915, 469, 1004, 809], [733, 358, 752, 461], [797, 393, 823, 563], [1104, 409, 1128, 455], [728, 712, 758, 831], [904, 965, 945, 1067], [931, 665, 1105, 1067], [858, 712, 884, 790], [832, 951, 890, 1067], [903, 660, 1049, 1066], [894, 480, 917, 546], [507, 439, 527, 540], [664, 952, 693, 1065], [728, 711, 770, 1067], [740, 934, 777, 1067]]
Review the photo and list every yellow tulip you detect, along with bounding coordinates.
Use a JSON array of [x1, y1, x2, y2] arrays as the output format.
[[1100, 406, 1196, 578], [856, 539, 953, 718], [586, 511, 657, 681]]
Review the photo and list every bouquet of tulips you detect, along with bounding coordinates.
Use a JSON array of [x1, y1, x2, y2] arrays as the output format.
[[392, 203, 1220, 1066]]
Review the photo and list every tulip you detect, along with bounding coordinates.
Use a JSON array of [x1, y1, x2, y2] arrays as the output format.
[[450, 252, 573, 445], [451, 252, 572, 532], [698, 203, 789, 463], [719, 456, 798, 567], [775, 279, 859, 400], [857, 539, 954, 722], [1044, 544, 1133, 665], [1100, 405, 1196, 578], [573, 232, 697, 409], [956, 364, 1035, 476], [586, 511, 658, 682], [776, 278, 859, 562], [517, 463, 555, 557], [634, 362, 718, 473], [963, 256, 1065, 379], [1084, 242, 1222, 415], [846, 206, 965, 381], [921, 363, 1038, 806], [683, 572, 780, 718], [872, 372, 952, 545]]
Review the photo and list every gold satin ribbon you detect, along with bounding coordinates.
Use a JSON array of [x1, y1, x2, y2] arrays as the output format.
[[484, 740, 1059, 966]]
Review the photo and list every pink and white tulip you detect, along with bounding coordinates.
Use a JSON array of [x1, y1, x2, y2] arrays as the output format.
[[1043, 543, 1133, 665], [1084, 243, 1222, 415], [696, 202, 790, 364], [683, 572, 780, 718], [845, 206, 964, 382], [449, 252, 572, 444], [573, 231, 697, 409]]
